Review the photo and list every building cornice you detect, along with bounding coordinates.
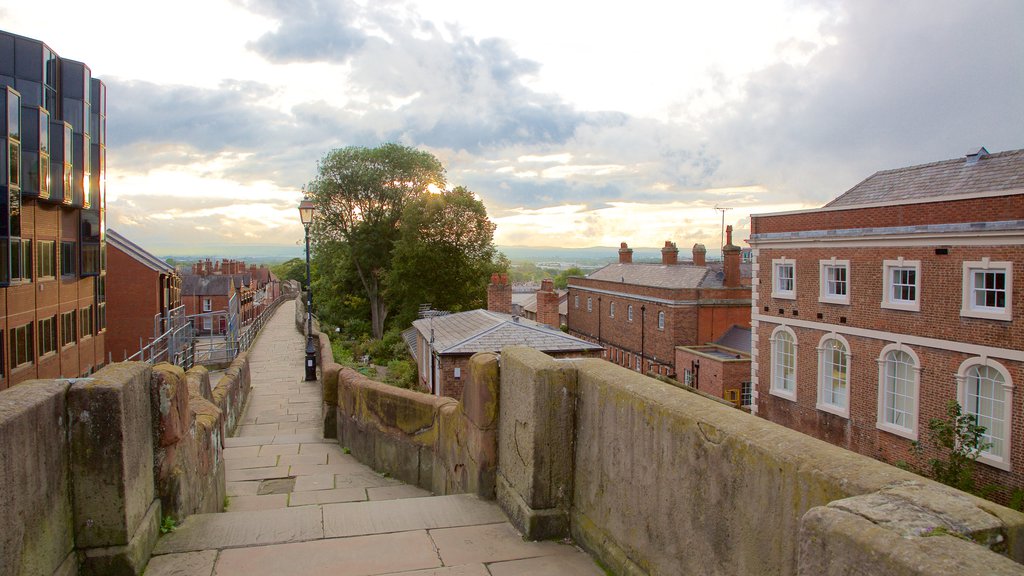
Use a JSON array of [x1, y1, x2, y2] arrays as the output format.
[[750, 220, 1024, 248], [752, 188, 1024, 219]]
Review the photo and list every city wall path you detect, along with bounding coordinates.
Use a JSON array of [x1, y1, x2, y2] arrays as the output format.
[[146, 299, 602, 576]]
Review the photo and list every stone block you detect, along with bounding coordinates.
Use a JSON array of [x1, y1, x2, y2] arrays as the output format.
[[373, 430, 422, 486], [322, 362, 340, 407], [497, 476, 569, 541], [496, 346, 577, 537], [799, 505, 1024, 576], [185, 366, 213, 402], [151, 364, 188, 448], [462, 352, 499, 430], [79, 499, 160, 576], [0, 379, 74, 576], [69, 362, 155, 548]]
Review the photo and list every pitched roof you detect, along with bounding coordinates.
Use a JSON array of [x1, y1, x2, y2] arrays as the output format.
[[412, 309, 602, 356], [106, 229, 174, 274], [585, 263, 710, 289], [714, 325, 752, 354], [826, 148, 1024, 207], [181, 274, 235, 296]]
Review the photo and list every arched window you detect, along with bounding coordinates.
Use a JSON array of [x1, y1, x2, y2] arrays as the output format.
[[586, 297, 592, 312], [957, 358, 1013, 470], [817, 335, 850, 417], [876, 345, 920, 439], [627, 304, 634, 322], [609, 302, 615, 318], [770, 326, 797, 399], [574, 295, 579, 309], [657, 311, 665, 330]]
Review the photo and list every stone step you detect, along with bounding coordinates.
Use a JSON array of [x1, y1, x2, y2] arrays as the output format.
[[153, 493, 506, 555]]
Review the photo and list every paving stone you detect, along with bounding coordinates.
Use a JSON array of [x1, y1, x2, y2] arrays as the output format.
[[279, 453, 328, 467], [485, 551, 606, 575], [293, 473, 335, 492], [224, 436, 275, 448], [225, 465, 291, 482], [213, 530, 441, 576], [237, 423, 281, 436], [153, 507, 324, 554], [323, 494, 507, 538], [223, 446, 261, 460], [226, 456, 279, 471], [257, 413, 299, 424], [288, 488, 367, 507], [144, 550, 218, 576], [227, 494, 290, 512], [367, 485, 433, 501], [257, 478, 297, 495], [430, 523, 572, 566], [273, 433, 321, 444], [226, 481, 261, 497], [388, 565, 490, 576], [258, 443, 300, 457], [299, 443, 345, 455]]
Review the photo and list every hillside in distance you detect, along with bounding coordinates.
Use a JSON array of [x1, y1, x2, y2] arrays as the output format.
[[497, 245, 718, 264]]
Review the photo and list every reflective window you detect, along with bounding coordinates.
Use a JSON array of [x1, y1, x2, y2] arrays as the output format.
[[882, 350, 915, 430]]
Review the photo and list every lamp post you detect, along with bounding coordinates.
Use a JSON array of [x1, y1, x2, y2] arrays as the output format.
[[298, 197, 317, 381]]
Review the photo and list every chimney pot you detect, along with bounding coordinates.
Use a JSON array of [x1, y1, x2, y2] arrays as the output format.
[[618, 242, 634, 264], [661, 240, 679, 265], [692, 243, 707, 267]]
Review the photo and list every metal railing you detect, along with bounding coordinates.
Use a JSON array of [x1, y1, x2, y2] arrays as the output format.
[[127, 293, 285, 369]]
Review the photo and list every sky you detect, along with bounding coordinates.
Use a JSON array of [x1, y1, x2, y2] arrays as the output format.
[[2, 0, 1022, 256]]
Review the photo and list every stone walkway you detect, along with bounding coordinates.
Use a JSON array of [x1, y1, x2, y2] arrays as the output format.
[[147, 299, 603, 576]]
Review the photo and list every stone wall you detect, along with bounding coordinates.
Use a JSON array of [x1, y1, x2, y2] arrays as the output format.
[[497, 346, 1024, 576], [0, 353, 250, 576]]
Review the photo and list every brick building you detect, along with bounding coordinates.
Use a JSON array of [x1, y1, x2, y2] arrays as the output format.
[[105, 229, 181, 361], [408, 277, 603, 399], [675, 325, 752, 406], [749, 147, 1024, 492], [566, 235, 751, 378], [0, 32, 107, 388], [181, 275, 237, 335], [181, 258, 279, 328]]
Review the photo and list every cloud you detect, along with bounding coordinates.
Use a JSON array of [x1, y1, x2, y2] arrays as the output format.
[[241, 0, 368, 63]]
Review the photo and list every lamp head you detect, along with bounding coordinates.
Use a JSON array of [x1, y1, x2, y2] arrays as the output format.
[[298, 198, 315, 226]]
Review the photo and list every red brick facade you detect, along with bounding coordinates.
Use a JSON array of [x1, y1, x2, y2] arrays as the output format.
[[675, 344, 751, 403], [106, 237, 181, 361], [750, 190, 1024, 495], [567, 240, 751, 378]]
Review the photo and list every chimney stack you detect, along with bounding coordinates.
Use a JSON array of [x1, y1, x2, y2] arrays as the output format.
[[487, 273, 512, 314], [618, 242, 633, 264], [723, 226, 741, 288], [692, 243, 706, 267], [536, 278, 560, 328], [661, 241, 679, 265]]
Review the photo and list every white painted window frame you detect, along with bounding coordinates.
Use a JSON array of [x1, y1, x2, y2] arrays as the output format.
[[876, 344, 920, 441], [881, 258, 921, 312], [818, 258, 850, 305], [769, 325, 797, 401], [961, 259, 1012, 322], [956, 357, 1013, 471], [772, 258, 796, 300], [815, 333, 851, 418]]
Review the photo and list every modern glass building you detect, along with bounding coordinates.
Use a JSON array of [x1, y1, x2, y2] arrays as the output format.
[[0, 31, 106, 387]]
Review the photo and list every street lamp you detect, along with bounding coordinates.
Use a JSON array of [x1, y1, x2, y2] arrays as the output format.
[[298, 197, 317, 381]]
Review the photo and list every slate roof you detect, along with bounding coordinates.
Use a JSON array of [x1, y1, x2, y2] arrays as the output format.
[[106, 229, 174, 274], [826, 148, 1024, 207], [181, 274, 235, 296], [714, 325, 752, 354], [412, 309, 602, 356]]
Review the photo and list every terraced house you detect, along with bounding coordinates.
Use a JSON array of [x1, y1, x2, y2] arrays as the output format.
[[0, 31, 107, 387], [749, 147, 1024, 493]]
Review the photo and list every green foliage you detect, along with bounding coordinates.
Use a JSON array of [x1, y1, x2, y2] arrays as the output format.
[[385, 359, 417, 389], [910, 400, 991, 494], [308, 143, 446, 339], [160, 515, 177, 534], [386, 186, 503, 327], [552, 266, 584, 289], [271, 257, 307, 284], [342, 446, 351, 454]]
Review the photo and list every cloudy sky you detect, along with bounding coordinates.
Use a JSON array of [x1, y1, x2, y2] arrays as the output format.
[[2, 0, 1021, 256]]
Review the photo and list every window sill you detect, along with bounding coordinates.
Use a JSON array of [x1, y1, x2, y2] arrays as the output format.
[[881, 300, 920, 312], [818, 296, 850, 306], [769, 388, 797, 402], [960, 308, 1012, 322], [977, 453, 1012, 472], [876, 421, 917, 442], [772, 292, 796, 301], [816, 402, 849, 418]]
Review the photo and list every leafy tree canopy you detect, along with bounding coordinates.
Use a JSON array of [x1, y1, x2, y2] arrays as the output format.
[[307, 143, 446, 338]]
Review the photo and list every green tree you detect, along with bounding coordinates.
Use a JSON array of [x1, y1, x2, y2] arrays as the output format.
[[910, 400, 992, 494], [386, 186, 503, 327], [271, 257, 307, 284], [307, 144, 446, 339], [553, 266, 584, 289]]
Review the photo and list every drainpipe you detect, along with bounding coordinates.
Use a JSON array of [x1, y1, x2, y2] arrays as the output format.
[[640, 305, 646, 372]]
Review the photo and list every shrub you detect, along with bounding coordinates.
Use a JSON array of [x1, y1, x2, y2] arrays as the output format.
[[385, 359, 417, 389]]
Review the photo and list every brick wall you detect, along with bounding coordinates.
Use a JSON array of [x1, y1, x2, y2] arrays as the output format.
[[752, 238, 1024, 498], [106, 245, 162, 361], [752, 194, 1024, 235]]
